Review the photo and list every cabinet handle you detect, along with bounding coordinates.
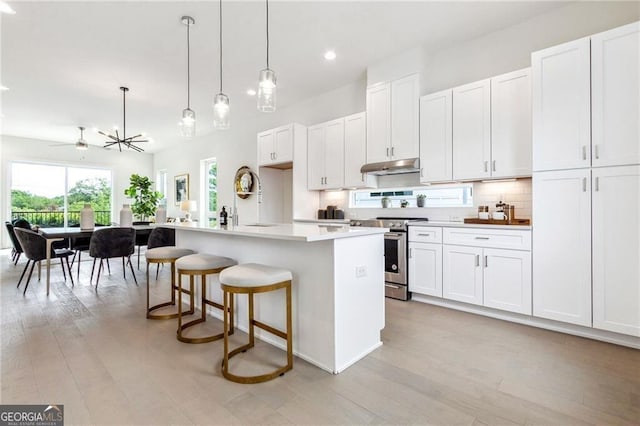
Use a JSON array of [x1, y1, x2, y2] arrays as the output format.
[[484, 161, 488, 172], [417, 233, 432, 237], [582, 177, 587, 192], [386, 147, 390, 158], [420, 168, 424, 178], [582, 146, 587, 160], [391, 146, 395, 157], [474, 237, 490, 240], [492, 160, 496, 172], [595, 144, 600, 160], [475, 254, 480, 267], [595, 176, 599, 192], [484, 255, 488, 268], [409, 248, 413, 259]]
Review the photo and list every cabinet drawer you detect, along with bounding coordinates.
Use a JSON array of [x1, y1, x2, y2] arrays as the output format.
[[443, 227, 531, 250], [408, 226, 442, 243]]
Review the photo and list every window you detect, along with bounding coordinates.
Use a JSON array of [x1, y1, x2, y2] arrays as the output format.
[[201, 158, 217, 225], [350, 184, 473, 208], [10, 162, 112, 227], [156, 169, 168, 205]]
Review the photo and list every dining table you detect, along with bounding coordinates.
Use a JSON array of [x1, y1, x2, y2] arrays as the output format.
[[37, 224, 154, 295]]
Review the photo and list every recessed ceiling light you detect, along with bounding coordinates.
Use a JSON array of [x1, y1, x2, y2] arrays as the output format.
[[247, 89, 257, 96], [0, 2, 16, 14], [324, 50, 336, 61], [0, 85, 8, 91]]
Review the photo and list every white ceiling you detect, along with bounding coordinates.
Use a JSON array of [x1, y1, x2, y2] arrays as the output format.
[[1, 1, 569, 153]]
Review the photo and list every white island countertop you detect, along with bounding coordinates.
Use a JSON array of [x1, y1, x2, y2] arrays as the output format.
[[161, 221, 387, 242]]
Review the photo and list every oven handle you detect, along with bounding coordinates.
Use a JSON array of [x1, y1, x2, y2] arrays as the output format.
[[385, 232, 405, 240], [385, 284, 403, 289]]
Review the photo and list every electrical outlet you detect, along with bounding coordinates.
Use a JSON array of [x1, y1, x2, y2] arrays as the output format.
[[356, 265, 366, 278]]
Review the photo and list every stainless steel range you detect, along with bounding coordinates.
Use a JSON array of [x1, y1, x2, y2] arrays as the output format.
[[350, 217, 427, 301]]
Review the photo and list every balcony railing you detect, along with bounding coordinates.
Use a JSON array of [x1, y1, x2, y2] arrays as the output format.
[[11, 210, 112, 227]]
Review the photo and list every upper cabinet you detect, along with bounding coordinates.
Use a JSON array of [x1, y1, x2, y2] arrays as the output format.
[[307, 119, 345, 190], [258, 124, 295, 167], [419, 90, 452, 183], [452, 79, 492, 180], [366, 73, 419, 164], [344, 112, 377, 189], [532, 21, 640, 171], [591, 21, 640, 167]]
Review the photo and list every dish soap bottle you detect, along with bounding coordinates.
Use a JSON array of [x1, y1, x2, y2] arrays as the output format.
[[219, 206, 228, 226]]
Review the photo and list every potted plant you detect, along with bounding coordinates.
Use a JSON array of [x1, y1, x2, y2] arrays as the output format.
[[381, 196, 391, 208], [400, 200, 409, 208], [124, 174, 162, 223], [416, 194, 426, 207]]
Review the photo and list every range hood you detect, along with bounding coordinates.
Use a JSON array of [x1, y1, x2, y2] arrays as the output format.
[[360, 158, 420, 175]]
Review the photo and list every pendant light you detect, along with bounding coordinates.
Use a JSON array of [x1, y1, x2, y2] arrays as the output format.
[[257, 0, 276, 112], [75, 126, 88, 150], [213, 0, 230, 129], [181, 16, 196, 137]]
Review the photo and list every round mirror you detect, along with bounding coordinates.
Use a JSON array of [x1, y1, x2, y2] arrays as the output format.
[[234, 166, 254, 199]]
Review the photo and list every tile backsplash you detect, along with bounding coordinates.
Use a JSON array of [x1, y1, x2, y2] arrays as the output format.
[[318, 178, 532, 222]]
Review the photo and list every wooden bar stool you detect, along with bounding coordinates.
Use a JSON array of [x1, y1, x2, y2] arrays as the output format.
[[219, 263, 293, 384], [175, 253, 237, 344], [145, 228, 195, 319]]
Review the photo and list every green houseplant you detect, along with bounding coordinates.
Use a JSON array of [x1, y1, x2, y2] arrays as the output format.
[[124, 174, 162, 222], [416, 194, 426, 207]]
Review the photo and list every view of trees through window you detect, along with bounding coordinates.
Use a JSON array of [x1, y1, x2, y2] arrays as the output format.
[[206, 160, 218, 225], [11, 162, 112, 227]]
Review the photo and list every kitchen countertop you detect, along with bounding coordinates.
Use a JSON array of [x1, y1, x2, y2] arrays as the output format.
[[161, 221, 386, 242], [409, 220, 532, 230]]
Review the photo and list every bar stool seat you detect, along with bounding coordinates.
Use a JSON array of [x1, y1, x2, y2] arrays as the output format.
[[175, 253, 237, 344], [219, 263, 293, 384], [146, 246, 196, 320]]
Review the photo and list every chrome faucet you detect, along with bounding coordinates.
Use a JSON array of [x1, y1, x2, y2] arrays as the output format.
[[231, 168, 262, 227]]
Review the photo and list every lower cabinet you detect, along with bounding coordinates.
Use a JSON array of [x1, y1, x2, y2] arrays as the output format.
[[442, 245, 483, 305], [483, 248, 532, 315], [408, 242, 442, 297]]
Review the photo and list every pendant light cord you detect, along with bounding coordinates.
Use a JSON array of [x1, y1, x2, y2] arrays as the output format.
[[219, 0, 223, 93], [187, 19, 191, 108], [122, 88, 126, 140], [266, 0, 270, 69]]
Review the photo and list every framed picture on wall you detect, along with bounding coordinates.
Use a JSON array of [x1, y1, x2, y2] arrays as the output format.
[[175, 173, 189, 205]]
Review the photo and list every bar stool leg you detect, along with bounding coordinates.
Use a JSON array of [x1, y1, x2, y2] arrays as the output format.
[[286, 283, 293, 369]]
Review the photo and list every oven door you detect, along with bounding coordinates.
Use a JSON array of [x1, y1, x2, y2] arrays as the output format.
[[384, 231, 407, 285]]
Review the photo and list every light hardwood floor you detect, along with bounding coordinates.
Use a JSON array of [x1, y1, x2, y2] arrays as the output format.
[[1, 249, 639, 425]]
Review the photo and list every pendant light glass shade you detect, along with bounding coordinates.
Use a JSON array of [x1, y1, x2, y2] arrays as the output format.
[[213, 93, 230, 129], [257, 68, 276, 112], [181, 107, 196, 137]]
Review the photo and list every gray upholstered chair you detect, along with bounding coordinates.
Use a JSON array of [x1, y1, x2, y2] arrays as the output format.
[[89, 227, 137, 288], [5, 222, 23, 265], [13, 227, 75, 294]]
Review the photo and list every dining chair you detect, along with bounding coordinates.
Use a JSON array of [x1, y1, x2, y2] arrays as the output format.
[[89, 227, 137, 288], [132, 222, 151, 269], [13, 227, 75, 294], [5, 222, 24, 265], [69, 223, 109, 278]]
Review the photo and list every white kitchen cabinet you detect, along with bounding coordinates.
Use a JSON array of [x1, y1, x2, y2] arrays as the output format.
[[452, 79, 491, 180], [419, 90, 452, 183], [443, 244, 484, 305], [307, 119, 344, 190], [483, 248, 532, 315], [532, 38, 592, 171], [366, 74, 419, 164], [258, 124, 294, 167], [532, 169, 592, 327], [491, 68, 532, 178], [409, 242, 443, 297], [592, 22, 640, 168], [592, 165, 640, 337], [344, 112, 377, 188]]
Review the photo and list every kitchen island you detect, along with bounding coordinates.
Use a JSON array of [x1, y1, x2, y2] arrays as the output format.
[[162, 222, 387, 374]]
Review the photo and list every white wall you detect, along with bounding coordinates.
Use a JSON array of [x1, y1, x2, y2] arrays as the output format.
[[1, 134, 154, 247]]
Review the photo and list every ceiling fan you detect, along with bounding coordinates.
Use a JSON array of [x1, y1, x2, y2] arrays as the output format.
[[49, 126, 91, 150], [96, 87, 147, 152]]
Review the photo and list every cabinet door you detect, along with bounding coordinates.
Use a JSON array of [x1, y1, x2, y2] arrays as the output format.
[[532, 38, 591, 171], [344, 112, 376, 188], [274, 125, 293, 164], [366, 82, 391, 163], [491, 68, 532, 178], [307, 125, 325, 190], [258, 131, 274, 166], [324, 119, 345, 189], [532, 169, 591, 326], [592, 166, 640, 336], [452, 79, 491, 180], [391, 73, 420, 160], [408, 242, 442, 297], [419, 90, 452, 183], [592, 22, 640, 167], [483, 248, 532, 315], [443, 245, 483, 305]]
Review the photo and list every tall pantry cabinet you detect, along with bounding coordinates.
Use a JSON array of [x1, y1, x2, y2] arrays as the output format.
[[532, 21, 640, 336]]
